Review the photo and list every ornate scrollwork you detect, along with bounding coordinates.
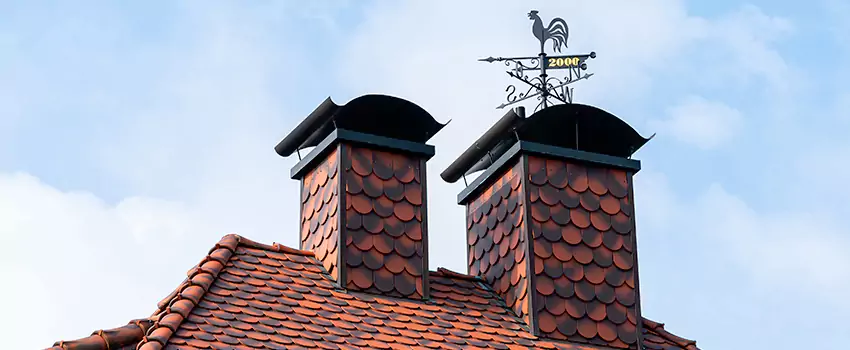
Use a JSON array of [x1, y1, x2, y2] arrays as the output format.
[[486, 55, 595, 110], [479, 10, 596, 111]]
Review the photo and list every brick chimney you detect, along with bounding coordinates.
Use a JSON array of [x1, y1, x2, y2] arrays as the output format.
[[275, 94, 446, 299], [441, 104, 652, 349]]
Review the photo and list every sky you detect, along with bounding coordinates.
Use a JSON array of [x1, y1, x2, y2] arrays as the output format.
[[1, 1, 849, 349]]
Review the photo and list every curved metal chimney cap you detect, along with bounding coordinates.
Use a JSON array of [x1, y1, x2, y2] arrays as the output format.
[[275, 94, 448, 158], [440, 103, 652, 184], [516, 103, 651, 158]]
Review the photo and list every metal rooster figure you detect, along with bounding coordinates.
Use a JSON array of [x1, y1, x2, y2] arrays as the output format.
[[479, 10, 596, 111], [529, 10, 569, 53]]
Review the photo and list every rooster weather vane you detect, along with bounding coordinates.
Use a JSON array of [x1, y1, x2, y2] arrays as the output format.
[[479, 10, 596, 111]]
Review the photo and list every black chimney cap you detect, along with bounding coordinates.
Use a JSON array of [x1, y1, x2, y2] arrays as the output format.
[[441, 103, 652, 184], [275, 94, 447, 158]]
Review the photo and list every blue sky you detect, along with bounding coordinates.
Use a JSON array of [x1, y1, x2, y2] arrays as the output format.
[[2, 1, 849, 349]]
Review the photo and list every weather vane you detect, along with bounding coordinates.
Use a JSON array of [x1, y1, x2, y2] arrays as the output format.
[[479, 10, 596, 111]]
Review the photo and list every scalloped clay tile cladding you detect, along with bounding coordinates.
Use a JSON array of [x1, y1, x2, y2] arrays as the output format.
[[49, 95, 700, 349], [442, 103, 657, 349], [278, 94, 447, 299]]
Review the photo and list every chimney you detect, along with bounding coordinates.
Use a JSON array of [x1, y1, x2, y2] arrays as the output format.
[[275, 94, 446, 299], [441, 104, 651, 349]]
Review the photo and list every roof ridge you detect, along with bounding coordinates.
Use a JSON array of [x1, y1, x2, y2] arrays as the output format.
[[48, 318, 154, 350], [433, 267, 484, 281], [642, 317, 698, 348], [147, 236, 316, 317], [136, 234, 242, 350], [48, 234, 317, 350], [237, 235, 316, 257]]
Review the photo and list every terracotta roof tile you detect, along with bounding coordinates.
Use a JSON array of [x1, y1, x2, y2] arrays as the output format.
[[642, 318, 700, 350], [49, 234, 697, 350], [48, 319, 153, 350]]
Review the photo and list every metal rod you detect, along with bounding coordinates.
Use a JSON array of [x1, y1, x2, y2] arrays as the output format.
[[575, 123, 579, 150], [539, 51, 548, 109]]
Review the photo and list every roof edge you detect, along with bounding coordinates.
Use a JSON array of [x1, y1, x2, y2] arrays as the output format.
[[138, 234, 318, 349], [50, 234, 319, 350], [642, 317, 699, 349], [434, 267, 484, 282], [49, 319, 154, 350], [137, 234, 242, 349]]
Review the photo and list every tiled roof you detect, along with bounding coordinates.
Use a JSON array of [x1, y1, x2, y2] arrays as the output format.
[[642, 319, 698, 350], [49, 234, 698, 350], [50, 319, 153, 350]]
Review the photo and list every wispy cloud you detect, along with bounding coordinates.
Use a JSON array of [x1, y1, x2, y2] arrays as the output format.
[[650, 96, 744, 150]]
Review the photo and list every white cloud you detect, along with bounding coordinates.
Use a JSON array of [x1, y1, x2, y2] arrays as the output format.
[[0, 4, 307, 348], [694, 183, 850, 294], [0, 172, 192, 346], [631, 170, 850, 349], [634, 170, 850, 299], [650, 95, 744, 149]]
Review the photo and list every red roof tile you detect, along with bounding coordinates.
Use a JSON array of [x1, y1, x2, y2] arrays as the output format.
[[49, 319, 153, 350], [642, 318, 699, 350], [49, 234, 698, 350]]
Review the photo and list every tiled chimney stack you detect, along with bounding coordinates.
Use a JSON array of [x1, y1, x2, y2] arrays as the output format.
[[276, 95, 445, 299], [441, 104, 652, 349]]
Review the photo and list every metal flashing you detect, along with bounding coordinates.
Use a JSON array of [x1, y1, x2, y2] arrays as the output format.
[[457, 140, 641, 204], [290, 129, 436, 179]]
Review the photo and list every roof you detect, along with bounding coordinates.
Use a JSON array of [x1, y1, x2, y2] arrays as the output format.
[[49, 234, 698, 350]]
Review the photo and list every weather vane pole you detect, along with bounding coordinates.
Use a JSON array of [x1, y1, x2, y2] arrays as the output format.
[[479, 10, 596, 112]]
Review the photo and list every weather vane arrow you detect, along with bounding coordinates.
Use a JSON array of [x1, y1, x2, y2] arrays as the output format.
[[480, 10, 596, 112]]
